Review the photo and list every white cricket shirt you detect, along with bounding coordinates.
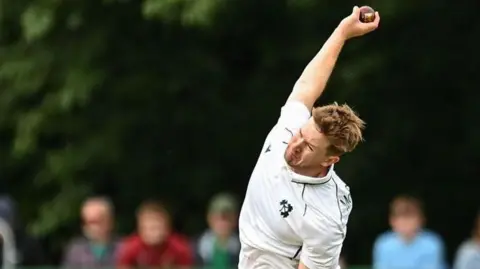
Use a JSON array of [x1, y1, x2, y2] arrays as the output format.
[[239, 101, 352, 269]]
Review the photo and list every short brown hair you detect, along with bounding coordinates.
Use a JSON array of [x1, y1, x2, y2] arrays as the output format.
[[390, 195, 423, 217], [137, 200, 169, 218], [312, 103, 365, 155]]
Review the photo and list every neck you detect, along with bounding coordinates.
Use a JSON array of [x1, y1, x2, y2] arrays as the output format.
[[216, 234, 230, 245], [292, 166, 328, 177], [99, 235, 111, 243], [399, 232, 418, 243], [91, 237, 110, 245]]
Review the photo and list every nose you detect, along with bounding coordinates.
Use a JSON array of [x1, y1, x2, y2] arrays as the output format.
[[291, 137, 305, 154]]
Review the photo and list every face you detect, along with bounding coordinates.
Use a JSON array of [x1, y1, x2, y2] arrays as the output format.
[[285, 118, 339, 171], [390, 214, 423, 239], [138, 212, 169, 246], [475, 216, 480, 236], [82, 202, 112, 242], [208, 212, 236, 238]]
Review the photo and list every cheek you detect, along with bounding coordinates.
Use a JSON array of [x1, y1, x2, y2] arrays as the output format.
[[306, 150, 321, 161], [213, 219, 233, 232], [393, 218, 419, 233], [314, 149, 329, 161], [300, 151, 318, 165], [303, 150, 313, 158]]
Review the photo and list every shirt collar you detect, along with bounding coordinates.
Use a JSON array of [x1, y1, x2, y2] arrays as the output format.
[[285, 162, 334, 185]]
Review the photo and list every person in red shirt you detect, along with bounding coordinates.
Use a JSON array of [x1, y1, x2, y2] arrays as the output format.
[[116, 200, 193, 268]]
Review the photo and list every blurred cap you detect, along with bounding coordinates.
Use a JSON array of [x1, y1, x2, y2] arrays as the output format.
[[208, 193, 237, 215]]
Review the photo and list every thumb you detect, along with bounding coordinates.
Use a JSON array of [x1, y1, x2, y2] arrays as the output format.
[[352, 6, 360, 16]]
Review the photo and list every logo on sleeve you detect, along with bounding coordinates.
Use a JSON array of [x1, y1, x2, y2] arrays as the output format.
[[265, 144, 271, 153], [340, 194, 352, 206], [339, 194, 352, 229], [279, 199, 293, 218]]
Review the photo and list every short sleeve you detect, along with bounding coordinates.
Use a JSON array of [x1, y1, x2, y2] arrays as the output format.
[[300, 216, 345, 269], [265, 101, 310, 149], [278, 101, 311, 131]]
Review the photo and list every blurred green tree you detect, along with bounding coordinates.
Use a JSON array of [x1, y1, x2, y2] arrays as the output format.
[[0, 0, 478, 264]]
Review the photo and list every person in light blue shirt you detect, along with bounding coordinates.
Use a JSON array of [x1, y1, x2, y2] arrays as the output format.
[[453, 211, 480, 269], [373, 195, 446, 269]]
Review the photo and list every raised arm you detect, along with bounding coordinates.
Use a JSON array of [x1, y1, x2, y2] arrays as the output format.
[[288, 6, 380, 111]]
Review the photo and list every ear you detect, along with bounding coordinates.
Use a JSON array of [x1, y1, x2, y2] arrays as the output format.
[[389, 215, 395, 226], [321, 156, 339, 167], [207, 213, 214, 226], [419, 215, 426, 226]]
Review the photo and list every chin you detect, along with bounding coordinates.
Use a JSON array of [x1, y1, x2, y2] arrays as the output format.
[[287, 159, 302, 169], [285, 155, 296, 165]]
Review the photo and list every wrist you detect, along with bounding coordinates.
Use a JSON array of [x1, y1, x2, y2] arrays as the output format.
[[332, 26, 348, 42]]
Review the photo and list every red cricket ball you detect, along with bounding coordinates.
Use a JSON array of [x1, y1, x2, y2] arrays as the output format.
[[359, 6, 375, 23]]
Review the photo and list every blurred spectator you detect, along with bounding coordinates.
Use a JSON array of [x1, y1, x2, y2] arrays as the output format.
[[453, 210, 480, 269], [194, 193, 240, 268], [339, 255, 347, 268], [373, 195, 446, 269], [117, 200, 193, 268], [62, 196, 119, 267], [0, 195, 47, 265]]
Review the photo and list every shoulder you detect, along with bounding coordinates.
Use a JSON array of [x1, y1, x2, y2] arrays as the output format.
[[455, 240, 478, 260], [119, 235, 143, 252], [374, 231, 397, 247], [168, 233, 193, 253], [457, 240, 477, 253], [332, 172, 350, 191], [419, 230, 444, 248], [67, 236, 88, 244], [332, 173, 352, 205], [332, 173, 353, 226], [65, 236, 88, 250], [307, 173, 352, 225], [122, 234, 142, 244], [111, 236, 123, 247], [195, 230, 213, 249]]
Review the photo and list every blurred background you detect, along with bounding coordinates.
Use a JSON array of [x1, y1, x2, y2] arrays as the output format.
[[0, 0, 479, 268]]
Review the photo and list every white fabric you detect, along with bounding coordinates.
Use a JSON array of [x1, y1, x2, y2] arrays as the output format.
[[238, 101, 351, 269], [238, 245, 298, 269]]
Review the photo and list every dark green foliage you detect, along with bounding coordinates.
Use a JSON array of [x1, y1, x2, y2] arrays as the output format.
[[0, 0, 477, 264]]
